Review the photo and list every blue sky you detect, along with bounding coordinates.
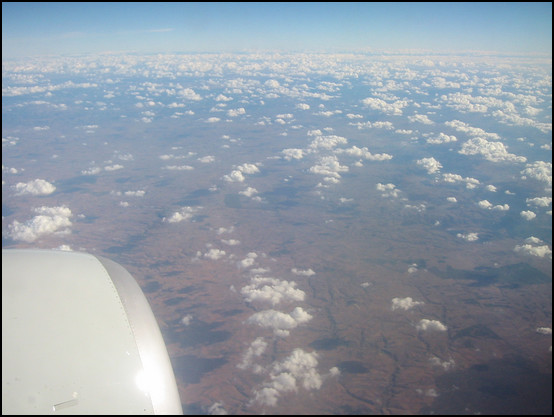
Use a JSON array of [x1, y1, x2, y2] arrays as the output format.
[[2, 2, 552, 58]]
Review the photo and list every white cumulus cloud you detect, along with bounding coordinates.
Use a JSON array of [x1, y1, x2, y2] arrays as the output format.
[[309, 155, 348, 180], [520, 161, 552, 186], [336, 145, 392, 161], [291, 268, 315, 276], [417, 157, 442, 174], [207, 402, 228, 415], [162, 206, 198, 223], [442, 173, 480, 189], [237, 163, 260, 174], [241, 276, 305, 306], [5, 206, 72, 242], [408, 114, 434, 125], [282, 148, 304, 161], [227, 108, 246, 117], [391, 297, 424, 311], [204, 248, 226, 260], [252, 348, 322, 407], [13, 178, 56, 195], [238, 337, 268, 371], [459, 137, 526, 163], [223, 170, 245, 183], [238, 252, 258, 268], [514, 237, 552, 260], [308, 134, 348, 151], [178, 88, 202, 100], [416, 319, 448, 332], [247, 307, 312, 337], [362, 97, 408, 115], [198, 155, 215, 163], [520, 210, 537, 221], [240, 187, 259, 197], [426, 132, 457, 144], [429, 356, 455, 370], [376, 183, 401, 198], [478, 200, 509, 211], [457, 232, 479, 241], [526, 197, 552, 208], [215, 94, 233, 102], [536, 327, 552, 335]]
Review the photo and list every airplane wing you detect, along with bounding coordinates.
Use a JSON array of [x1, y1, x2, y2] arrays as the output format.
[[2, 249, 183, 414]]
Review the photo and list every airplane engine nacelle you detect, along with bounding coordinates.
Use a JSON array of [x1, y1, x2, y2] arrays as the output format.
[[2, 249, 183, 414]]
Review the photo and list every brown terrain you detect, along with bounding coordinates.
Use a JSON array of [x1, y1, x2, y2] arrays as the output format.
[[3, 85, 551, 415], [98, 174, 552, 414]]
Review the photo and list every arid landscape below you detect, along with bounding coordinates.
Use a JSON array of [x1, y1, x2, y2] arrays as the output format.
[[3, 50, 551, 414]]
